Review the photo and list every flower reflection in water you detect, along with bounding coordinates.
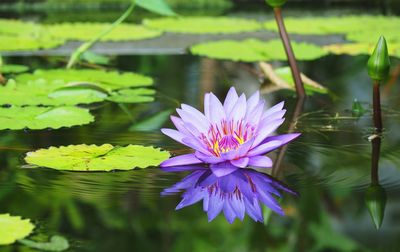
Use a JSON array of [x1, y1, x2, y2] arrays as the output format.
[[162, 165, 297, 223]]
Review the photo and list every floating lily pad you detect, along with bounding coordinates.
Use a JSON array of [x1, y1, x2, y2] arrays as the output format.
[[143, 16, 262, 34], [0, 35, 64, 52], [0, 106, 94, 130], [190, 39, 327, 62], [0, 19, 41, 36], [0, 69, 154, 106], [25, 144, 170, 171], [46, 23, 162, 41], [1, 64, 29, 74], [0, 214, 35, 245], [264, 16, 400, 37], [324, 43, 400, 58]]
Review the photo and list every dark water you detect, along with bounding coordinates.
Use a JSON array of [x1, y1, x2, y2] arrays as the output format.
[[2, 5, 400, 252]]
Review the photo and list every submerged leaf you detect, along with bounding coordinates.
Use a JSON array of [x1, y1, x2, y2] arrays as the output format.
[[274, 67, 328, 94], [0, 214, 35, 245], [18, 236, 69, 252], [130, 109, 173, 131], [0, 106, 94, 130], [191, 39, 327, 62], [143, 16, 262, 34], [25, 144, 170, 171]]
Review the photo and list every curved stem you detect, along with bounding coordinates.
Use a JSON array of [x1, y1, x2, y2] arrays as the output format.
[[273, 7, 305, 98], [66, 1, 136, 69]]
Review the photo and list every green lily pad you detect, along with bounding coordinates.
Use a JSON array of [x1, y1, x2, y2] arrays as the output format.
[[1, 64, 29, 74], [46, 23, 162, 41], [0, 106, 94, 130], [190, 39, 327, 62], [0, 19, 41, 36], [0, 214, 35, 245], [324, 43, 400, 58], [0, 69, 154, 106], [0, 35, 64, 52], [25, 144, 170, 171], [18, 236, 69, 252], [264, 15, 400, 36], [143, 16, 262, 34]]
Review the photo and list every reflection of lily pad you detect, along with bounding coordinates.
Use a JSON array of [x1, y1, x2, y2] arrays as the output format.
[[46, 23, 162, 41], [143, 16, 262, 34], [0, 69, 154, 106], [191, 39, 327, 62], [25, 144, 170, 171], [0, 214, 35, 245], [0, 106, 94, 130]]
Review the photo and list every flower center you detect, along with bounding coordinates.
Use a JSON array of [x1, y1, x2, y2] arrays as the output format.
[[201, 120, 255, 157]]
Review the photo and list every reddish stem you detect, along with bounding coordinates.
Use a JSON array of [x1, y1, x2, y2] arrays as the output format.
[[273, 7, 305, 98], [373, 81, 383, 132]]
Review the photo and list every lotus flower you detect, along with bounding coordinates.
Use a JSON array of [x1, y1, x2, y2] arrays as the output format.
[[161, 165, 297, 223], [161, 87, 300, 175]]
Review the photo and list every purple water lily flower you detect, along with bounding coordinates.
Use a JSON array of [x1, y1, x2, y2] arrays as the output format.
[[161, 87, 300, 175], [162, 165, 297, 223]]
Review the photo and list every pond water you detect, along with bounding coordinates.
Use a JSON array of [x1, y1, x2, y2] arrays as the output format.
[[1, 4, 400, 252]]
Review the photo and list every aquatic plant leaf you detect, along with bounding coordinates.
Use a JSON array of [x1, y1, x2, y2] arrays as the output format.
[[107, 88, 155, 103], [1, 64, 29, 74], [0, 214, 35, 245], [190, 39, 327, 62], [16, 69, 153, 91], [25, 144, 170, 171], [274, 67, 328, 94], [137, 0, 176, 16], [0, 19, 41, 37], [0, 35, 64, 52], [129, 109, 173, 131], [0, 106, 94, 130], [18, 236, 69, 252], [46, 23, 162, 41], [0, 69, 155, 106], [143, 17, 262, 34], [264, 16, 400, 37], [80, 51, 110, 65], [323, 43, 400, 58]]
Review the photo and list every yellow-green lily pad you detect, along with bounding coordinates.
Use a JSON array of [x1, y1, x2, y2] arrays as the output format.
[[0, 106, 94, 130], [143, 16, 262, 34], [0, 214, 35, 245], [46, 23, 162, 41], [25, 144, 170, 171], [190, 39, 327, 62]]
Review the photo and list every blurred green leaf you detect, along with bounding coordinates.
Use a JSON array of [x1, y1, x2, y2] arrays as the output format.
[[136, 0, 176, 16], [80, 51, 110, 65], [130, 109, 172, 131], [0, 214, 34, 245], [19, 235, 69, 252]]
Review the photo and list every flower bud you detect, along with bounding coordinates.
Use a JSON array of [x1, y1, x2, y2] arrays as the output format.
[[265, 0, 287, 8], [365, 184, 387, 229], [367, 36, 391, 81]]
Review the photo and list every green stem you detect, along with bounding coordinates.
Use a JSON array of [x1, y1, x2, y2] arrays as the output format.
[[66, 1, 136, 69]]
